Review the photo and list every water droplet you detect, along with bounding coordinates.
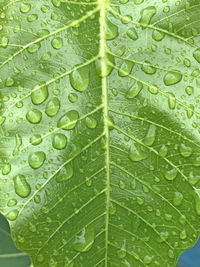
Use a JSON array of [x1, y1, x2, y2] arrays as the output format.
[[117, 241, 126, 259], [73, 227, 94, 252], [28, 151, 46, 169], [134, 0, 144, 4], [31, 84, 48, 105], [127, 27, 138, 40], [119, 180, 125, 189], [180, 230, 187, 240], [148, 85, 158, 95], [2, 163, 11, 175], [143, 255, 153, 264], [163, 70, 182, 86], [173, 192, 183, 206], [20, 3, 31, 13], [168, 249, 174, 259], [30, 134, 42, 145], [129, 143, 147, 162], [27, 43, 41, 53], [13, 174, 31, 198], [6, 210, 18, 221], [1, 36, 9, 48], [37, 254, 44, 263], [143, 125, 156, 146], [165, 168, 177, 181], [106, 19, 119, 40], [188, 171, 200, 185], [13, 134, 22, 156], [56, 164, 73, 182], [185, 86, 193, 96], [126, 82, 143, 99], [118, 60, 134, 77], [45, 97, 60, 117], [137, 196, 144, 205], [51, 37, 63, 50], [70, 65, 89, 92], [179, 144, 192, 158], [139, 6, 156, 28], [152, 30, 165, 41], [26, 109, 42, 124], [85, 117, 97, 129], [52, 133, 67, 150], [167, 93, 176, 110], [6, 77, 14, 87], [57, 110, 79, 130], [68, 93, 78, 103], [27, 14, 38, 22], [179, 215, 186, 225], [7, 199, 17, 207], [142, 61, 156, 74], [193, 49, 200, 63]]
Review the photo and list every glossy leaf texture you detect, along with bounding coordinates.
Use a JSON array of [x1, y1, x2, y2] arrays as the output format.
[[0, 213, 30, 267], [0, 0, 200, 266]]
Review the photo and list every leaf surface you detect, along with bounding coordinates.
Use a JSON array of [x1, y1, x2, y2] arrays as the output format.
[[0, 0, 200, 266]]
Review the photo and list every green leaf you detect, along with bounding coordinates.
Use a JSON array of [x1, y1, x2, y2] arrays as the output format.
[[0, 214, 30, 267], [0, 0, 200, 266]]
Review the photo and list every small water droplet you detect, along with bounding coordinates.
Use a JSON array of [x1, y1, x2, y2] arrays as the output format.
[[127, 27, 138, 40], [164, 168, 177, 181], [6, 209, 18, 221], [27, 43, 41, 53], [52, 133, 67, 150], [68, 93, 78, 103], [57, 110, 79, 130], [129, 143, 147, 162], [118, 60, 134, 77], [168, 249, 174, 259], [159, 145, 168, 157], [142, 61, 156, 74], [167, 93, 176, 110], [20, 3, 31, 13], [185, 86, 193, 96], [45, 97, 60, 117], [28, 151, 46, 169], [173, 192, 183, 206], [143, 255, 153, 264], [85, 117, 97, 129], [30, 134, 42, 145], [6, 77, 14, 87], [51, 37, 63, 50], [56, 164, 73, 182], [13, 175, 31, 198], [1, 36, 9, 48], [2, 163, 11, 175], [13, 134, 22, 156], [179, 144, 192, 158], [7, 199, 17, 207], [152, 30, 165, 41], [73, 227, 94, 252], [37, 254, 44, 263], [126, 82, 143, 99], [193, 49, 200, 63], [143, 125, 156, 146], [163, 70, 182, 86], [180, 230, 187, 240], [148, 85, 158, 95]]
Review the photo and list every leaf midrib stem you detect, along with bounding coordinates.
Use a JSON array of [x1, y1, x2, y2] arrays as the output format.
[[98, 0, 110, 266]]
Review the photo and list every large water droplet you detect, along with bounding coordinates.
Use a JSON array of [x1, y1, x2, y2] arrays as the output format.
[[142, 61, 156, 74], [70, 65, 89, 92], [126, 81, 143, 99], [163, 71, 182, 86], [13, 175, 31, 198], [20, 3, 31, 13], [30, 134, 42, 145], [45, 97, 60, 117], [56, 164, 73, 182], [73, 227, 94, 252], [28, 151, 46, 169], [139, 6, 156, 28], [52, 133, 67, 150], [31, 84, 48, 105], [106, 19, 119, 40], [129, 143, 147, 162], [143, 125, 156, 146], [164, 168, 177, 181], [179, 144, 192, 158], [26, 109, 42, 124], [173, 192, 183, 206], [152, 30, 165, 41], [57, 110, 79, 130]]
